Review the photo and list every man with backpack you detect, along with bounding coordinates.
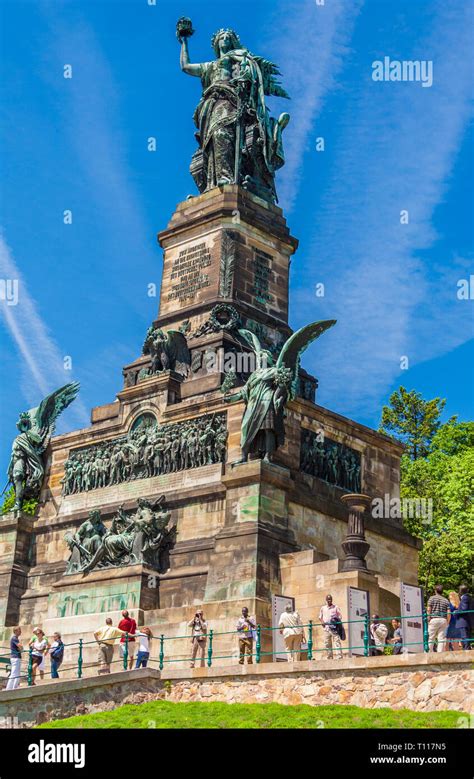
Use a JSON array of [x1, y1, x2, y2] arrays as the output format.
[[319, 594, 344, 660]]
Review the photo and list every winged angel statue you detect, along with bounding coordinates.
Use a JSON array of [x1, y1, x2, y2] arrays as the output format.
[[6, 382, 80, 511], [224, 321, 336, 463], [177, 18, 290, 203]]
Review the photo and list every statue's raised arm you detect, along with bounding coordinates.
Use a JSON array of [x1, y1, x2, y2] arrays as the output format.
[[176, 18, 290, 203], [176, 17, 201, 77]]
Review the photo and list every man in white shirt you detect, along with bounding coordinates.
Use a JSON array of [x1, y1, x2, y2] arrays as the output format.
[[134, 627, 153, 668], [278, 604, 306, 662], [319, 594, 343, 660], [29, 628, 50, 685], [369, 615, 388, 656]]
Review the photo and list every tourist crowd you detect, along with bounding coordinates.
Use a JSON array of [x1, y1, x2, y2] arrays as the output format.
[[2, 585, 472, 690], [3, 611, 153, 689]]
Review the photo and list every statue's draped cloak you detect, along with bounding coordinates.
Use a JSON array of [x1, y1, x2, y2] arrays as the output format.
[[239, 367, 285, 451], [8, 431, 44, 488], [194, 49, 284, 177]]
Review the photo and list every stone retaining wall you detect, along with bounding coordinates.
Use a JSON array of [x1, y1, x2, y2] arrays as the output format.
[[0, 653, 471, 728]]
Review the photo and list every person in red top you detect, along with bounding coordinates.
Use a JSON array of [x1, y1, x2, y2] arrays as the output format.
[[118, 610, 137, 669]]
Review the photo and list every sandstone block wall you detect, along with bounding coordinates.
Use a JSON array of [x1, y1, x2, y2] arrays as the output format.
[[1, 654, 471, 728]]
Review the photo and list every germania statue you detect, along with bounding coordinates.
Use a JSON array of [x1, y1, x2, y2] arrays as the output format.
[[177, 18, 290, 203], [5, 382, 80, 511]]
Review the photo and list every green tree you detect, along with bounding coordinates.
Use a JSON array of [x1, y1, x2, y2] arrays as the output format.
[[400, 419, 474, 594], [0, 487, 38, 516], [429, 420, 474, 456], [379, 386, 448, 459]]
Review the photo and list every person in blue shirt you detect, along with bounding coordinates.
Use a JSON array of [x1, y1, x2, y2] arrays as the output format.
[[446, 591, 461, 650], [389, 619, 403, 654], [49, 632, 65, 678], [456, 584, 474, 650]]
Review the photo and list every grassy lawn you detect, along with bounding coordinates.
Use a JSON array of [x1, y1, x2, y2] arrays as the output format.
[[36, 700, 465, 729]]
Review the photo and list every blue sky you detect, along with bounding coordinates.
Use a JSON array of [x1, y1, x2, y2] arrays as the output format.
[[0, 0, 473, 479]]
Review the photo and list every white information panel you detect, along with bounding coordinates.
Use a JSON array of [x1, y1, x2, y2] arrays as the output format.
[[401, 583, 424, 653], [347, 587, 370, 656], [272, 594, 295, 661]]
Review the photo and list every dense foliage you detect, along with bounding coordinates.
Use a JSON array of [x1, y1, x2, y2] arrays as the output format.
[[380, 389, 474, 594], [0, 487, 38, 516]]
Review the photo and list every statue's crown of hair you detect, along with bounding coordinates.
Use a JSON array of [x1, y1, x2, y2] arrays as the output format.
[[211, 28, 240, 50]]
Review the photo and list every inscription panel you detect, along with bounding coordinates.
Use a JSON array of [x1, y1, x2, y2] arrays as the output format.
[[59, 463, 224, 515], [168, 241, 212, 302], [252, 247, 274, 305]]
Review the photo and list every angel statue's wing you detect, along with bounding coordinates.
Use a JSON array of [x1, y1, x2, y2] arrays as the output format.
[[276, 320, 336, 399], [32, 381, 80, 442], [237, 328, 264, 354], [167, 330, 191, 378], [252, 55, 290, 100]]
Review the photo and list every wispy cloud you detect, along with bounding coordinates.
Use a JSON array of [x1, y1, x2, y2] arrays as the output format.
[[294, 1, 474, 418], [268, 0, 364, 212], [0, 233, 90, 427], [2, 7, 159, 444], [38, 7, 158, 313]]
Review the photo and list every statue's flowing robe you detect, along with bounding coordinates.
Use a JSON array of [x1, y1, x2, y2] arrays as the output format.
[[194, 49, 282, 188], [239, 367, 285, 452], [8, 430, 44, 491]]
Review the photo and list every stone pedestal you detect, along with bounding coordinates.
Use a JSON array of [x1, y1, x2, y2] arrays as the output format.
[[204, 460, 295, 602], [340, 493, 372, 572], [0, 512, 35, 626], [280, 551, 386, 657], [0, 186, 420, 669], [48, 564, 160, 626], [202, 460, 297, 660], [156, 185, 298, 336]]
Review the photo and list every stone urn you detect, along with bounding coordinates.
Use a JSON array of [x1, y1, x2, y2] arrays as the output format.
[[340, 493, 372, 572]]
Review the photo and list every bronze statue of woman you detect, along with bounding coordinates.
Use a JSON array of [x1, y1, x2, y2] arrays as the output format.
[[177, 19, 290, 203]]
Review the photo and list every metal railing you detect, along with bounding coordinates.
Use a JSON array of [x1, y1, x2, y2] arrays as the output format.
[[0, 610, 472, 688]]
